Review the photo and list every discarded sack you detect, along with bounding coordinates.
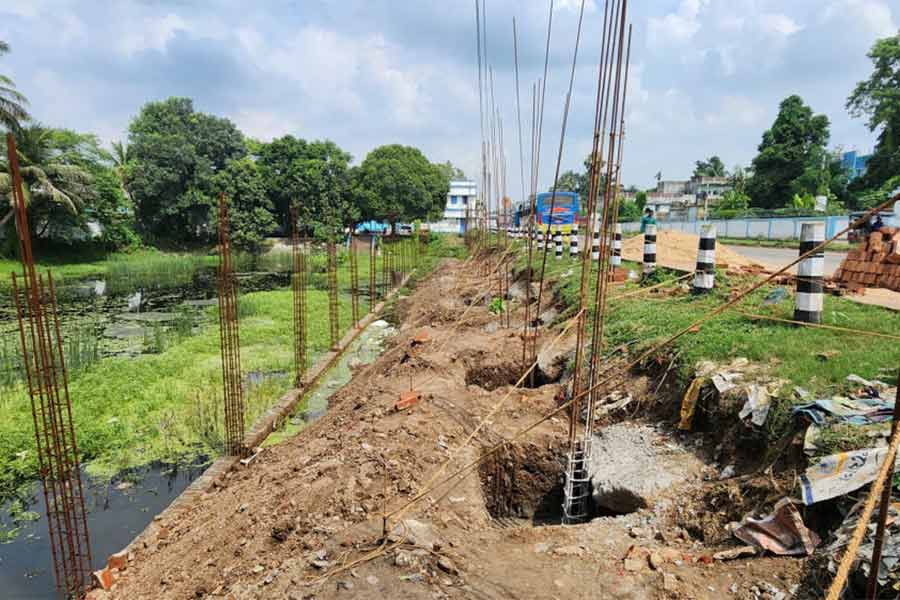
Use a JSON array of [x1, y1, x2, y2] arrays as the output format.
[[800, 446, 900, 505], [734, 497, 820, 556]]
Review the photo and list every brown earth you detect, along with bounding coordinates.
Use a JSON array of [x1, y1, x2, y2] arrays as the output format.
[[622, 230, 763, 272], [99, 255, 808, 600]]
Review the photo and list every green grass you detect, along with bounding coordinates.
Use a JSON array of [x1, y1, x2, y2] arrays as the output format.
[[0, 236, 457, 502], [0, 288, 354, 501], [511, 240, 900, 394]]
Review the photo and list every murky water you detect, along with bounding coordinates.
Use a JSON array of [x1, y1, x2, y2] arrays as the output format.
[[0, 461, 207, 599]]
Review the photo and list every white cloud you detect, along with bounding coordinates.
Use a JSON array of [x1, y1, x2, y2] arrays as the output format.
[[824, 0, 898, 37], [758, 13, 803, 36], [117, 13, 190, 57], [647, 0, 709, 48], [703, 95, 766, 128]]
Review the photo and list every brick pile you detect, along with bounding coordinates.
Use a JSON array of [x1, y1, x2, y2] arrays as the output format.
[[835, 227, 900, 290]]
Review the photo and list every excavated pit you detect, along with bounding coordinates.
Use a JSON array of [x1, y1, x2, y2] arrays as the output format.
[[478, 442, 600, 525], [464, 362, 557, 390]]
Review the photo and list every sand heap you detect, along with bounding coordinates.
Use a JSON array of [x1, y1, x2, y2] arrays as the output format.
[[620, 229, 762, 272]]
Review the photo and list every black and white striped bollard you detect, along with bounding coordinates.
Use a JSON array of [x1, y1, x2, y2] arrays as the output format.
[[569, 223, 579, 258], [794, 222, 824, 324], [538, 228, 545, 250], [642, 223, 657, 275], [692, 224, 716, 293], [611, 224, 622, 270], [554, 228, 563, 260], [591, 220, 600, 263]]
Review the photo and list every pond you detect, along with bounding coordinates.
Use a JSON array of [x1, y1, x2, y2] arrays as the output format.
[[0, 461, 207, 600]]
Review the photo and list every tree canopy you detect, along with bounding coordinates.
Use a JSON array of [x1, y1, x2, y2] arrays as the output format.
[[746, 95, 830, 209], [212, 158, 277, 252], [353, 144, 448, 227], [692, 156, 726, 178], [847, 33, 900, 194], [0, 41, 30, 131], [255, 136, 355, 239], [127, 97, 246, 243]]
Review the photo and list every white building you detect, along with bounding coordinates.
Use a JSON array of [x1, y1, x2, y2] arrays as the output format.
[[430, 180, 477, 234]]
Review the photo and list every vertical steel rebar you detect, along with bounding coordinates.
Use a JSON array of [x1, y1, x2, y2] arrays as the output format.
[[350, 234, 360, 325], [327, 242, 340, 348], [868, 367, 900, 598], [290, 206, 308, 387], [217, 193, 245, 457], [7, 132, 92, 598], [369, 235, 376, 312]]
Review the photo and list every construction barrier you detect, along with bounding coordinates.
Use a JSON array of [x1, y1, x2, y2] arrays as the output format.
[[794, 222, 824, 324], [692, 224, 716, 293]]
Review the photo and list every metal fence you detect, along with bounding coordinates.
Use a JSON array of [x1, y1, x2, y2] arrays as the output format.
[[619, 215, 853, 240]]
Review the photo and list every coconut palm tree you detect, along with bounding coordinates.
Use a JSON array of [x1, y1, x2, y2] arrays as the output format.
[[0, 41, 30, 131], [0, 125, 92, 235]]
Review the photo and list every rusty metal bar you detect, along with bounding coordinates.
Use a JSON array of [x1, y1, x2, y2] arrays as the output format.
[[290, 206, 308, 386], [217, 193, 245, 457], [369, 235, 376, 312], [327, 242, 340, 348], [7, 132, 92, 598], [350, 234, 360, 325]]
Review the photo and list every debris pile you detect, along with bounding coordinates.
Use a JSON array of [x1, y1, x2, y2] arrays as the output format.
[[620, 230, 763, 272], [835, 228, 900, 291]]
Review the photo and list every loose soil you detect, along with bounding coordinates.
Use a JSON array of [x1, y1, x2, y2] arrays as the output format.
[[101, 255, 809, 600], [621, 230, 763, 272]]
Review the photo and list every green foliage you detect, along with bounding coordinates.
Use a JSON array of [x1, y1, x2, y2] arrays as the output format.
[[635, 191, 647, 211], [618, 199, 642, 222], [746, 95, 831, 209], [436, 160, 466, 181], [353, 144, 448, 226], [255, 136, 355, 238], [488, 296, 505, 315], [211, 158, 277, 253], [791, 192, 815, 210], [127, 97, 246, 243], [712, 189, 751, 218], [0, 40, 30, 131], [848, 34, 900, 194], [692, 155, 727, 178]]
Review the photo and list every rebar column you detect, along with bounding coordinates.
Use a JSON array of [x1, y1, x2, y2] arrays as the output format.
[[327, 242, 340, 349], [369, 235, 376, 311], [350, 235, 360, 325], [217, 193, 245, 457], [7, 133, 92, 599], [290, 206, 308, 386]]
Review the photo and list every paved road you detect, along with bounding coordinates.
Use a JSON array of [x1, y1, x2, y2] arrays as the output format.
[[722, 245, 846, 276]]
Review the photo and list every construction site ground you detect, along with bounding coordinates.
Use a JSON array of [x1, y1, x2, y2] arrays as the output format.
[[99, 254, 813, 600]]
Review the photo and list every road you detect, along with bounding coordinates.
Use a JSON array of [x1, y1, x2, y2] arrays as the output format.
[[723, 244, 846, 276]]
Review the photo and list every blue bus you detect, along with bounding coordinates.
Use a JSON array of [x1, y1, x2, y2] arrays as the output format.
[[515, 191, 580, 233]]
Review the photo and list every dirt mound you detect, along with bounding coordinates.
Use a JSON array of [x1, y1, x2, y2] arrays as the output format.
[[622, 230, 763, 272]]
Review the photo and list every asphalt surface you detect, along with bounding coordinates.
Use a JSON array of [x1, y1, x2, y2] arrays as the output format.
[[722, 245, 846, 276]]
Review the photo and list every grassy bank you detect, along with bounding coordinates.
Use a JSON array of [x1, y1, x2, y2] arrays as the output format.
[[0, 234, 462, 503], [519, 248, 900, 394], [0, 288, 354, 500]]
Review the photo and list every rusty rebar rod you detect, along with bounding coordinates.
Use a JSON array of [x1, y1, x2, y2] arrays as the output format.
[[868, 366, 900, 598], [217, 193, 245, 457], [290, 206, 308, 386], [327, 241, 340, 348], [369, 235, 376, 311], [7, 132, 92, 598], [350, 235, 360, 325]]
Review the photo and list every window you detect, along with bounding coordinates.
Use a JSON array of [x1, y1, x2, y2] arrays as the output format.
[[450, 196, 458, 205], [462, 196, 468, 205]]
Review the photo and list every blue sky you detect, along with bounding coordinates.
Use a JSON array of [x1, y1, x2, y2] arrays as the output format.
[[1, 0, 896, 198]]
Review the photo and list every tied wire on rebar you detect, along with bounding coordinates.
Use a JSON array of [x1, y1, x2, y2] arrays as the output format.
[[290, 206, 308, 386], [217, 193, 246, 457], [350, 235, 360, 325], [327, 242, 340, 349], [7, 132, 93, 598]]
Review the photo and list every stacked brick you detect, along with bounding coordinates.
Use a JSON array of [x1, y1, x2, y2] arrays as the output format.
[[835, 228, 900, 291]]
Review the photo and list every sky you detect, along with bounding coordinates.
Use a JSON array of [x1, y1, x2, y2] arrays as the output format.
[[0, 0, 897, 199]]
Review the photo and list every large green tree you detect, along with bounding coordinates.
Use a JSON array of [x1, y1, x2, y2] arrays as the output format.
[[847, 33, 900, 195], [692, 155, 727, 178], [212, 158, 277, 252], [353, 144, 448, 228], [746, 95, 830, 209], [436, 160, 466, 181], [127, 97, 245, 243], [0, 125, 92, 241], [0, 41, 30, 131], [255, 136, 355, 238]]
